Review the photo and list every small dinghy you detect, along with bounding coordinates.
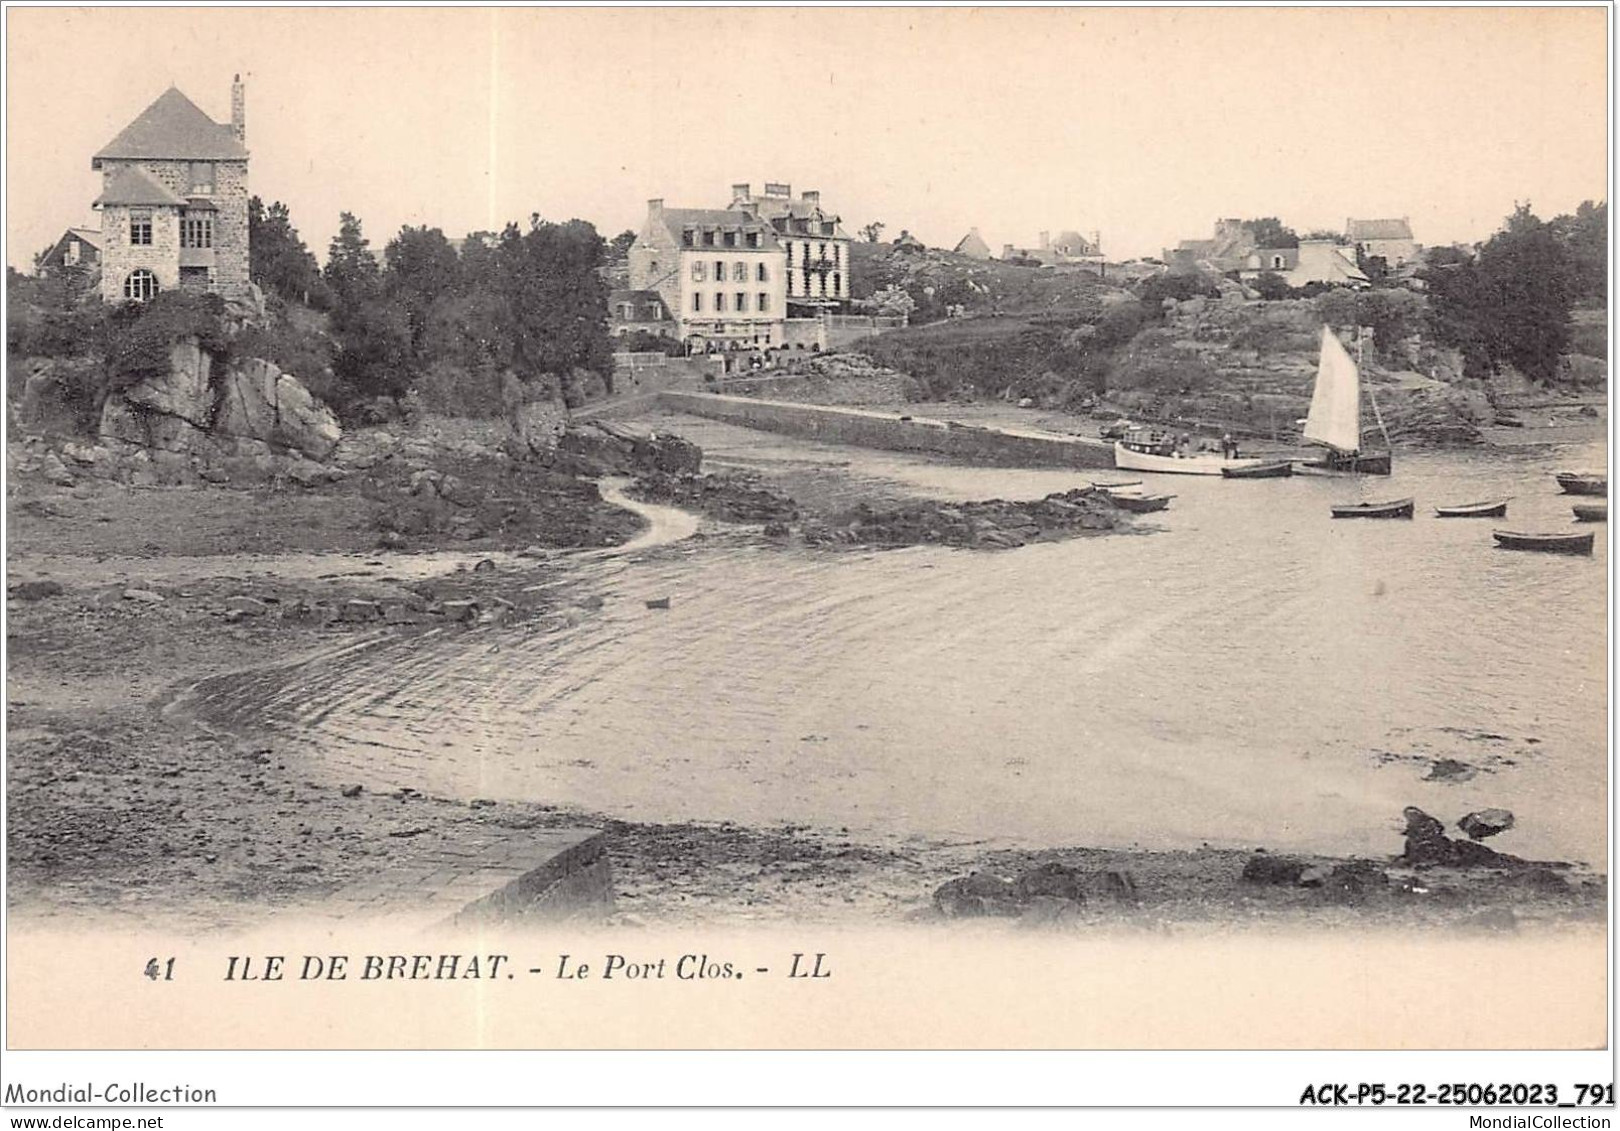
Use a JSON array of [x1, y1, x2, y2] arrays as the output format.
[[1090, 479, 1143, 490], [1221, 461, 1293, 479], [1493, 529, 1595, 555], [1555, 471, 1607, 496], [1102, 492, 1174, 514], [1572, 502, 1607, 522], [1330, 498, 1414, 519], [1434, 499, 1509, 518]]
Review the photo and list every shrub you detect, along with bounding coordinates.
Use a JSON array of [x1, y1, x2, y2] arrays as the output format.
[[1252, 272, 1291, 301]]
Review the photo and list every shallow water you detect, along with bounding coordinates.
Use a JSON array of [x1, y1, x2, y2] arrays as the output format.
[[189, 434, 1609, 866]]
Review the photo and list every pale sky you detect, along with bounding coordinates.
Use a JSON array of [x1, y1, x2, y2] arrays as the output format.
[[5, 6, 1609, 270]]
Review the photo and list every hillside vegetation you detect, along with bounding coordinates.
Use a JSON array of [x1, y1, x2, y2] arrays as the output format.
[[845, 205, 1606, 442]]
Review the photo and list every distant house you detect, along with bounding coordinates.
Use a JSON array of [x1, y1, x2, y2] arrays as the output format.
[[892, 229, 926, 251], [1240, 239, 1369, 289], [1001, 229, 1102, 266], [38, 227, 102, 274], [91, 77, 250, 303], [1346, 217, 1418, 270], [953, 228, 992, 259], [1163, 218, 1254, 275], [608, 288, 676, 340]]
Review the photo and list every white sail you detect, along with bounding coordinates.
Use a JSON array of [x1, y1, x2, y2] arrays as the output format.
[[1303, 326, 1362, 453]]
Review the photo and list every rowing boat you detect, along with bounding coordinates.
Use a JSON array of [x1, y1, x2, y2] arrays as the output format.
[[1220, 461, 1293, 479], [1492, 530, 1595, 554], [1434, 499, 1509, 518], [1101, 492, 1174, 514], [1330, 498, 1414, 519], [1572, 502, 1607, 523], [1555, 471, 1607, 496]]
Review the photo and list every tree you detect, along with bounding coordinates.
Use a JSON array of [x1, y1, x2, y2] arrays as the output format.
[[864, 285, 916, 318], [608, 229, 637, 258], [1242, 217, 1299, 249], [323, 212, 380, 306], [248, 197, 324, 305], [1550, 199, 1606, 302], [323, 213, 410, 406], [1251, 271, 1291, 301], [384, 225, 461, 366], [1419, 203, 1577, 383], [1474, 203, 1574, 382], [859, 221, 886, 243], [495, 216, 613, 396]]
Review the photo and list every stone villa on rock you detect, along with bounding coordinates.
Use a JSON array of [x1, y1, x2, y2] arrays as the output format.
[[91, 77, 250, 303]]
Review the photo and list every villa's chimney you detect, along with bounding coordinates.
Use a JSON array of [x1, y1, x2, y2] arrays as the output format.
[[802, 190, 820, 209], [231, 74, 245, 143], [647, 198, 664, 217]]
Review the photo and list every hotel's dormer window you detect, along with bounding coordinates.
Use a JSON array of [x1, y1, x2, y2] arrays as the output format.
[[746, 232, 760, 249], [681, 230, 695, 248], [722, 231, 736, 248], [702, 230, 715, 247]]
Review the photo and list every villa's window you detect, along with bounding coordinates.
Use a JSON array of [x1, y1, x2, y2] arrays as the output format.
[[180, 214, 213, 249], [189, 162, 215, 193], [123, 269, 159, 302], [129, 210, 153, 246]]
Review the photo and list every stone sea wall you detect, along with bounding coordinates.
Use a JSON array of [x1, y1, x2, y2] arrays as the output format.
[[657, 391, 1116, 469]]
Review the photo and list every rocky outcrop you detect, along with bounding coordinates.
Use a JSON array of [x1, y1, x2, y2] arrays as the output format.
[[96, 341, 341, 468], [214, 358, 342, 460]]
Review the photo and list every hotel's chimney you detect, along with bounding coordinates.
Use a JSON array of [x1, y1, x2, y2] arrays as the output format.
[[731, 183, 751, 204], [1038, 230, 1050, 250], [802, 190, 820, 209], [231, 74, 245, 143]]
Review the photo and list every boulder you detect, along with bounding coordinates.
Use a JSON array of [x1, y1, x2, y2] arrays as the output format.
[[1240, 853, 1308, 885], [225, 596, 270, 617], [123, 588, 163, 603], [9, 580, 64, 601], [933, 872, 1018, 918], [440, 599, 480, 623], [40, 453, 74, 486], [1011, 862, 1089, 903], [215, 358, 342, 460], [340, 599, 382, 623], [1458, 809, 1514, 841], [118, 340, 215, 429]]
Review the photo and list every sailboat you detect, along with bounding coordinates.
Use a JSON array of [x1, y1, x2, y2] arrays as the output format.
[[1294, 326, 1392, 475]]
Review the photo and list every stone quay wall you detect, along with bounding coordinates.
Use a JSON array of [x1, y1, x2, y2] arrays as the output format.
[[657, 391, 1116, 469]]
